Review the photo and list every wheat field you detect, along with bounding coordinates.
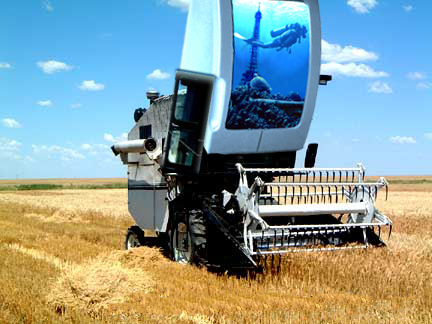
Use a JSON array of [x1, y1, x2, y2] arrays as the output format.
[[0, 179, 431, 323]]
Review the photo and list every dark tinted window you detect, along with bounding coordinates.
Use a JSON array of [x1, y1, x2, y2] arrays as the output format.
[[167, 130, 198, 167], [174, 79, 212, 124], [139, 125, 152, 139]]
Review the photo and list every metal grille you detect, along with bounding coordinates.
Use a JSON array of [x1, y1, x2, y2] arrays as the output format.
[[237, 164, 392, 255]]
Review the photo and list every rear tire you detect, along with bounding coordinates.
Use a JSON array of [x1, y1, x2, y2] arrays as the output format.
[[125, 225, 145, 250]]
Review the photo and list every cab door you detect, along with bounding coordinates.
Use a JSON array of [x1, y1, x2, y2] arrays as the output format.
[[161, 70, 215, 174]]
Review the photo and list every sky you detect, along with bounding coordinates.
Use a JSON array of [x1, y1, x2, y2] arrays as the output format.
[[0, 0, 431, 179]]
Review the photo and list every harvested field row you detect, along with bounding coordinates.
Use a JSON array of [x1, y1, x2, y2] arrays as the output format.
[[0, 178, 127, 186], [0, 185, 431, 323], [0, 189, 130, 220]]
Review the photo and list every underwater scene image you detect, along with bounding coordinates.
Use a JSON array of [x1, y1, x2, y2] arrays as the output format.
[[226, 0, 310, 130]]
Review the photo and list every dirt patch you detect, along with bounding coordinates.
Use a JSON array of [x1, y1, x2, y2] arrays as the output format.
[[47, 248, 157, 315]]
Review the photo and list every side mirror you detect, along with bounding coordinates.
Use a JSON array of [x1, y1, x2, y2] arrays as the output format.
[[319, 75, 332, 85], [304, 143, 318, 168]]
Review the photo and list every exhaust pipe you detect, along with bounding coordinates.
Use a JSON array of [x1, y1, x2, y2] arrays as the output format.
[[111, 138, 157, 156]]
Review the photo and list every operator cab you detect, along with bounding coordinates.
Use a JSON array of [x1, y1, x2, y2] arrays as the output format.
[[162, 0, 324, 174]]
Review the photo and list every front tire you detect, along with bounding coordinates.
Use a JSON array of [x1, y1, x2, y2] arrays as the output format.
[[125, 225, 145, 250], [170, 209, 208, 266], [171, 218, 192, 264]]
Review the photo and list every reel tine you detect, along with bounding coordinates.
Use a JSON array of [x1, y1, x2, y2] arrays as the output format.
[[288, 230, 291, 248], [277, 185, 280, 205], [312, 228, 315, 246], [281, 229, 285, 248], [277, 253, 282, 274]]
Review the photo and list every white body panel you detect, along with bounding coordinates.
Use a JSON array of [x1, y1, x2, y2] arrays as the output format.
[[181, 0, 321, 154], [126, 98, 171, 232]]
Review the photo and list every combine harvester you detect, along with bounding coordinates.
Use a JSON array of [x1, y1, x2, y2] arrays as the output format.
[[112, 0, 392, 268]]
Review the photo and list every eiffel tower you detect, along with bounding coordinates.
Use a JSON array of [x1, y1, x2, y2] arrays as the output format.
[[240, 3, 262, 85]]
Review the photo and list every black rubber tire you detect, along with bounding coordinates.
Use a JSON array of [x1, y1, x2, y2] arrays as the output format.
[[170, 209, 208, 266], [188, 209, 209, 266], [171, 215, 192, 264], [124, 225, 145, 250]]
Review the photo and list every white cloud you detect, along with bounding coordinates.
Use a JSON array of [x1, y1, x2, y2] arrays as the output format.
[[79, 80, 105, 91], [0, 62, 12, 69], [0, 137, 23, 161], [42, 0, 54, 11], [146, 69, 171, 80], [80, 143, 110, 157], [103, 133, 114, 142], [347, 0, 378, 13], [407, 72, 426, 80], [37, 60, 72, 74], [70, 103, 82, 109], [320, 62, 388, 78], [0, 137, 22, 151], [369, 81, 393, 94], [403, 5, 413, 12], [104, 133, 127, 143], [417, 82, 432, 90], [37, 100, 53, 107], [81, 143, 109, 150], [322, 40, 378, 63], [32, 144, 85, 161], [1, 118, 22, 128], [164, 0, 190, 11], [389, 136, 416, 144], [424, 133, 432, 140]]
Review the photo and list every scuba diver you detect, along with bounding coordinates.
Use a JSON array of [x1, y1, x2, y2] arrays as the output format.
[[235, 22, 307, 54]]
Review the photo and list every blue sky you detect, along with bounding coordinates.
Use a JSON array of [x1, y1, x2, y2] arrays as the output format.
[[1, 0, 431, 179]]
